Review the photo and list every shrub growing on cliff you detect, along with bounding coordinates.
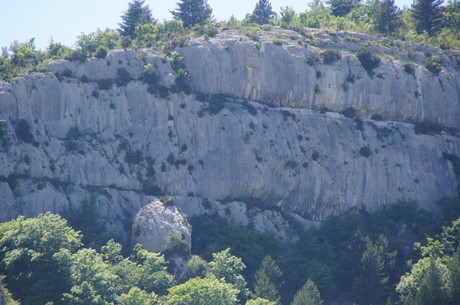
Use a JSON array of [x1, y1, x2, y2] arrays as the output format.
[[168, 52, 191, 94], [356, 49, 380, 76], [15, 119, 34, 144], [320, 50, 341, 64], [359, 146, 371, 157], [116, 68, 132, 86], [143, 63, 166, 95], [424, 56, 442, 75], [402, 62, 415, 75], [94, 46, 108, 59], [164, 234, 190, 257]]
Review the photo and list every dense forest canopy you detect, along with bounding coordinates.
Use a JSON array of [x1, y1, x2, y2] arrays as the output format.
[[0, 201, 459, 304]]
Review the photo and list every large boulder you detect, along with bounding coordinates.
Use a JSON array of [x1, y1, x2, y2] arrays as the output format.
[[132, 198, 191, 254]]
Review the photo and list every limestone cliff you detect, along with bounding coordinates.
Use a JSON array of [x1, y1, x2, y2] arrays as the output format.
[[0, 28, 459, 241]]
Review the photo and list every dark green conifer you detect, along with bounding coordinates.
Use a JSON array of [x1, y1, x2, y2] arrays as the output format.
[[171, 0, 213, 28], [411, 0, 443, 36], [250, 0, 276, 24], [118, 0, 155, 39], [372, 0, 401, 35], [254, 256, 284, 304], [327, 0, 361, 16], [291, 279, 323, 305]]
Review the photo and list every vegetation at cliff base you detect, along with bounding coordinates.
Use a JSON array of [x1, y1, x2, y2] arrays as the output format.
[[0, 201, 459, 304]]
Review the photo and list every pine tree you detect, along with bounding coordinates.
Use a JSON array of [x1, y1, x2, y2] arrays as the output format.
[[118, 0, 155, 39], [411, 0, 443, 36], [250, 0, 276, 24], [414, 258, 453, 305], [327, 0, 361, 16], [291, 279, 323, 305], [171, 0, 213, 28], [352, 235, 396, 305], [372, 0, 401, 35], [254, 256, 284, 304]]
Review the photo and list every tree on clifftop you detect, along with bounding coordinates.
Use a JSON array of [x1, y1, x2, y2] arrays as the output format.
[[171, 0, 213, 28], [118, 0, 155, 39], [411, 0, 443, 36], [328, 0, 361, 16], [372, 0, 401, 35], [249, 0, 276, 24]]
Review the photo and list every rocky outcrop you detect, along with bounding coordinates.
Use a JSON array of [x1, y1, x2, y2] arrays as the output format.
[[0, 28, 459, 241], [132, 198, 191, 253], [179, 29, 460, 129]]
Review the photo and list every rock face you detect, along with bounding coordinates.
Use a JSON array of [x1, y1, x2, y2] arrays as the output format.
[[180, 29, 460, 129], [0, 28, 459, 241], [0, 277, 4, 305], [133, 198, 191, 253]]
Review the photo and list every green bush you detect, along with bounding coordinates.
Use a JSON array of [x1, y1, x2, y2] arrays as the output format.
[[320, 50, 341, 64], [356, 49, 380, 76], [371, 114, 384, 121], [424, 56, 442, 75], [68, 48, 88, 62], [402, 62, 415, 75], [94, 46, 108, 59], [164, 234, 190, 257], [312, 151, 320, 161], [116, 67, 132, 86], [272, 38, 283, 46], [359, 146, 371, 157], [142, 63, 159, 85], [168, 51, 185, 71], [160, 195, 175, 207], [0, 119, 10, 147], [16, 119, 34, 143], [342, 107, 358, 119], [65, 127, 84, 154], [143, 63, 166, 95], [174, 68, 191, 94]]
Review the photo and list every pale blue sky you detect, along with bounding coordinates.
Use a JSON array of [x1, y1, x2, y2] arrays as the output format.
[[0, 0, 414, 50]]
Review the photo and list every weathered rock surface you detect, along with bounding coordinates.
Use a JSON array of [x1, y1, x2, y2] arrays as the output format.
[[179, 29, 460, 129], [0, 277, 4, 305], [0, 28, 459, 241], [133, 199, 191, 253]]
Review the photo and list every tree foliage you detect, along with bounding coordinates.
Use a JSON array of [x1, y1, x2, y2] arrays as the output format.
[[118, 0, 155, 38], [208, 248, 249, 300], [63, 248, 119, 305], [249, 0, 276, 24], [166, 277, 238, 305], [246, 298, 277, 305], [397, 218, 460, 305], [411, 0, 443, 36], [372, 0, 401, 35], [117, 287, 158, 305], [171, 0, 213, 28], [328, 0, 361, 16], [0, 213, 81, 305], [254, 256, 284, 304], [291, 279, 323, 305], [352, 235, 396, 305]]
